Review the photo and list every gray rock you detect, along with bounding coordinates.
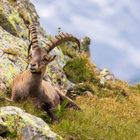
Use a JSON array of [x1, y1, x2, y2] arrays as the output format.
[[0, 124, 9, 136], [0, 0, 74, 96], [0, 106, 62, 140]]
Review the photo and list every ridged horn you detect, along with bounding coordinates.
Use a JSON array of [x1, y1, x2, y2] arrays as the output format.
[[28, 24, 39, 50], [45, 32, 80, 52]]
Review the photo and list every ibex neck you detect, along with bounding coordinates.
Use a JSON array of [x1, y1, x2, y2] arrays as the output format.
[[27, 70, 43, 88]]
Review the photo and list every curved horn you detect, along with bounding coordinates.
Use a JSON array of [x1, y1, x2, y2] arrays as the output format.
[[45, 32, 80, 52], [28, 24, 39, 50]]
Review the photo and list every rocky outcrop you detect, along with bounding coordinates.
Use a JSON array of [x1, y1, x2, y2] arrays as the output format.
[[0, 0, 38, 94], [80, 36, 91, 54], [0, 0, 76, 139], [0, 0, 73, 95], [0, 106, 62, 139]]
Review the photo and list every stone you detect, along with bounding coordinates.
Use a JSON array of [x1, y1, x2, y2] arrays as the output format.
[[83, 91, 93, 97], [0, 106, 62, 140], [0, 124, 9, 136], [99, 68, 116, 85], [80, 36, 91, 54]]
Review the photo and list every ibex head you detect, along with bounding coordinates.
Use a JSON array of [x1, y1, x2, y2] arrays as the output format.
[[28, 24, 80, 74], [28, 47, 56, 74]]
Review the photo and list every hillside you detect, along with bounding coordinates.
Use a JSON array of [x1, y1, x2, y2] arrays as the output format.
[[0, 0, 140, 140]]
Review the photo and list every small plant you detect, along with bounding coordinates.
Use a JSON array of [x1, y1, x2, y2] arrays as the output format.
[[55, 100, 68, 118], [135, 84, 140, 93], [59, 43, 78, 58], [64, 57, 95, 83]]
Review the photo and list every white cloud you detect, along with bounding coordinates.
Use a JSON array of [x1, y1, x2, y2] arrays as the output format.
[[31, 0, 140, 82], [71, 15, 140, 67]]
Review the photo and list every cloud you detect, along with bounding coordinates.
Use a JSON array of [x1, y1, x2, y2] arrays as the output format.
[[31, 0, 140, 82]]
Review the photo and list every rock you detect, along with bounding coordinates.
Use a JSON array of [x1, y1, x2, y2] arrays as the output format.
[[0, 106, 62, 140], [83, 91, 93, 97], [0, 0, 74, 96], [99, 68, 115, 85], [80, 36, 91, 54], [0, 124, 9, 137], [0, 137, 7, 140], [46, 48, 75, 90], [0, 0, 79, 139], [0, 26, 28, 93]]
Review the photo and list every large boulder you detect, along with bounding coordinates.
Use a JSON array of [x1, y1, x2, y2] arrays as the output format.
[[0, 106, 62, 140]]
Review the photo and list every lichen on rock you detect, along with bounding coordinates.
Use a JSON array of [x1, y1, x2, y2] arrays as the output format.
[[0, 0, 74, 95], [0, 106, 62, 139], [0, 0, 79, 139]]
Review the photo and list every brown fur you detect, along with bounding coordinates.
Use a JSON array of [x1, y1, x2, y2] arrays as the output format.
[[11, 24, 81, 121]]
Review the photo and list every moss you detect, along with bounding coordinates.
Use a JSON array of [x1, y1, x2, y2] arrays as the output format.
[[2, 115, 25, 138], [0, 10, 17, 36], [0, 105, 62, 139], [0, 4, 28, 37], [18, 8, 32, 25], [64, 57, 95, 83], [3, 48, 20, 56], [8, 12, 28, 38]]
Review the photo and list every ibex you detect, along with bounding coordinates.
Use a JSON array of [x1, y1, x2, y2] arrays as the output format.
[[11, 24, 81, 122]]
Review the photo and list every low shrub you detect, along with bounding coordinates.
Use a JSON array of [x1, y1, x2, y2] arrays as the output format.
[[64, 57, 96, 84], [59, 44, 78, 58]]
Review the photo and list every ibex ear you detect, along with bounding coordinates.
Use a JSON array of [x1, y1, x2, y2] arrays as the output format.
[[46, 55, 56, 63]]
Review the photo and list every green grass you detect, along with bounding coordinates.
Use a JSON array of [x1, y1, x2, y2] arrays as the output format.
[[59, 44, 78, 58], [64, 57, 96, 84], [1, 85, 140, 140], [51, 95, 140, 140], [0, 65, 138, 140]]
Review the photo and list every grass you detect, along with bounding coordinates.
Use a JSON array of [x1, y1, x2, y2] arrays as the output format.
[[64, 56, 96, 84], [1, 46, 140, 139], [51, 95, 140, 140], [1, 83, 140, 140], [59, 44, 78, 58]]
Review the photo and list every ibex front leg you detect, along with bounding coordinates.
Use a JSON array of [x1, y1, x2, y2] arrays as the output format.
[[42, 102, 59, 122]]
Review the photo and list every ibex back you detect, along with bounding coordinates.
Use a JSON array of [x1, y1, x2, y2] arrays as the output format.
[[11, 24, 81, 122]]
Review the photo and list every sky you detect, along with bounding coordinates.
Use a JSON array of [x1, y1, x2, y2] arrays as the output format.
[[31, 0, 140, 84]]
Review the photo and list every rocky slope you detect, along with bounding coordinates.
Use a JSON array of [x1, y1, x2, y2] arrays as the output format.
[[0, 0, 73, 96], [0, 106, 62, 139], [0, 0, 77, 139]]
